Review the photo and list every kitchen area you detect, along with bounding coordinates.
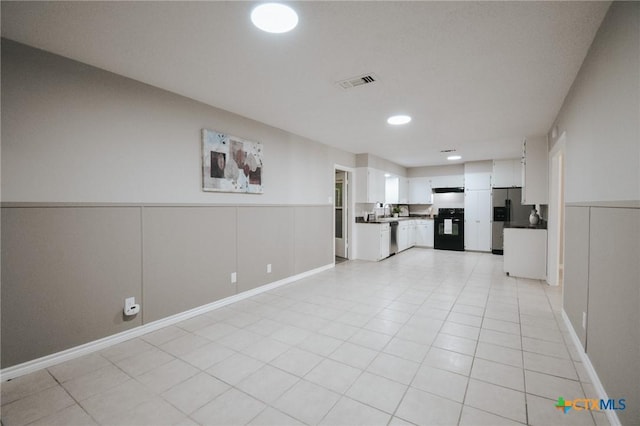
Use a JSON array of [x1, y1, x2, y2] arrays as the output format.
[[350, 136, 550, 281]]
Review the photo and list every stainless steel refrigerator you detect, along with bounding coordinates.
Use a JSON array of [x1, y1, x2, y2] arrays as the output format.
[[491, 188, 533, 254]]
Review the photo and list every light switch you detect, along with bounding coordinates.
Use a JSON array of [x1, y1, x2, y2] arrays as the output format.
[[231, 272, 237, 283]]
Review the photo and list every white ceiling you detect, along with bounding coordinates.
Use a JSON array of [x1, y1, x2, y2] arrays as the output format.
[[1, 1, 610, 167]]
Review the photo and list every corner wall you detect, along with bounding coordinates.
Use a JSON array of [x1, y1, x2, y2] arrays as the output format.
[[550, 3, 639, 424], [549, 2, 639, 204], [1, 40, 346, 367]]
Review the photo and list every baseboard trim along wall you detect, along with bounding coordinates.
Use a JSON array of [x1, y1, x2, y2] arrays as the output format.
[[561, 310, 621, 426], [0, 263, 334, 382]]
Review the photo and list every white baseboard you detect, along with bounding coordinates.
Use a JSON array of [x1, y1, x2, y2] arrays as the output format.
[[561, 310, 621, 426], [1, 263, 334, 382]]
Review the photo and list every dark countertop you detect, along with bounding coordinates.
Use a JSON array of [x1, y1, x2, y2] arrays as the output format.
[[355, 216, 433, 224], [504, 220, 547, 230]]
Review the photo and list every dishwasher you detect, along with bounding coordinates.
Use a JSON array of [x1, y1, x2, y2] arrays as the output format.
[[389, 221, 399, 255]]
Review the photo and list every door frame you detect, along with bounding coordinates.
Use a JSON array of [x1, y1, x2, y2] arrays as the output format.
[[334, 164, 355, 260], [548, 132, 566, 286]]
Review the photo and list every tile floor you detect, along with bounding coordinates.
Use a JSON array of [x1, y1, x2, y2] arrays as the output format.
[[1, 249, 610, 426]]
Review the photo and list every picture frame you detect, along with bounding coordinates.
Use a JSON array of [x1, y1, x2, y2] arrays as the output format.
[[202, 129, 263, 194]]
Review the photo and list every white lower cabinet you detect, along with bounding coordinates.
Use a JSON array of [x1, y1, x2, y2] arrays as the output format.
[[380, 226, 390, 259], [416, 219, 434, 247], [397, 220, 417, 252], [355, 223, 390, 261], [426, 220, 434, 247], [397, 222, 409, 252], [357, 219, 431, 260], [503, 228, 547, 279], [408, 221, 417, 247]]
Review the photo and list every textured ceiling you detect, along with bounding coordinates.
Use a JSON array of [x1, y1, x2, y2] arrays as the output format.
[[1, 1, 610, 167]]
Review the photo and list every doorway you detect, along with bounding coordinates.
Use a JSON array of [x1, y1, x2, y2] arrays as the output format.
[[548, 133, 566, 286], [334, 167, 352, 262]]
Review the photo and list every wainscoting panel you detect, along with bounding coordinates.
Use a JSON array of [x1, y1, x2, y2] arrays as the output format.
[[1, 207, 142, 367], [587, 207, 639, 425], [142, 207, 237, 323], [1, 203, 334, 369], [563, 206, 590, 349], [294, 206, 333, 274], [236, 206, 295, 293]]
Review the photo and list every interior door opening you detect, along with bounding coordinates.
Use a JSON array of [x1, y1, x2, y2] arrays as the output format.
[[549, 133, 566, 286], [334, 169, 350, 262], [556, 151, 565, 286]]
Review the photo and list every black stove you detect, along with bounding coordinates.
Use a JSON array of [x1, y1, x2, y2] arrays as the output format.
[[434, 208, 465, 251]]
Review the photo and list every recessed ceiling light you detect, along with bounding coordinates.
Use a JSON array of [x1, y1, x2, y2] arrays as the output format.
[[447, 155, 462, 161], [251, 3, 298, 33], [384, 173, 391, 177], [387, 115, 412, 125]]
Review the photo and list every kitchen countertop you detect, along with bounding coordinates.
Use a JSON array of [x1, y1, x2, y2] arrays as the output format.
[[504, 221, 547, 230], [356, 216, 433, 224]]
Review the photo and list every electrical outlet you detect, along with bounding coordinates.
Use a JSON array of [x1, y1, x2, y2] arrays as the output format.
[[231, 272, 237, 284], [267, 264, 272, 273], [124, 296, 140, 316], [582, 312, 587, 329], [125, 297, 135, 308]]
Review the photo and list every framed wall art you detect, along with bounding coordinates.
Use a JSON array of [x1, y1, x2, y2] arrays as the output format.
[[202, 129, 263, 194]]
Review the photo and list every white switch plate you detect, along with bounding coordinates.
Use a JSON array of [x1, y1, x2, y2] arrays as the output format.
[[267, 264, 272, 273], [231, 272, 237, 283], [582, 312, 587, 329]]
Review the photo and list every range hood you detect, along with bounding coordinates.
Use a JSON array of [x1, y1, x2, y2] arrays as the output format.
[[433, 187, 465, 193]]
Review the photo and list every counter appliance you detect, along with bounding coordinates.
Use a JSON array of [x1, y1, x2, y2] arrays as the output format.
[[389, 221, 399, 255], [434, 208, 464, 251], [491, 187, 533, 254]]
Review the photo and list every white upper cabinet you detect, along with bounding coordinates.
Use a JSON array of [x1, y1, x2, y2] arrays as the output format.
[[385, 176, 399, 204], [465, 171, 492, 190], [492, 159, 521, 188], [356, 167, 386, 203], [384, 175, 409, 204], [398, 178, 409, 204], [464, 161, 492, 191], [429, 174, 464, 188], [521, 136, 549, 204], [408, 177, 433, 204]]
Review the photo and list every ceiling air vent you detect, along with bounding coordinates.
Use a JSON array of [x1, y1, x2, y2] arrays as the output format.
[[337, 73, 378, 89], [440, 149, 457, 153]]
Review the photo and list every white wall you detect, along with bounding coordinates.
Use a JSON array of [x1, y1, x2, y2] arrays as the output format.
[[1, 40, 355, 204], [548, 2, 639, 203], [408, 164, 464, 179], [463, 161, 492, 174], [549, 4, 640, 425], [355, 153, 407, 177], [432, 193, 464, 210]]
